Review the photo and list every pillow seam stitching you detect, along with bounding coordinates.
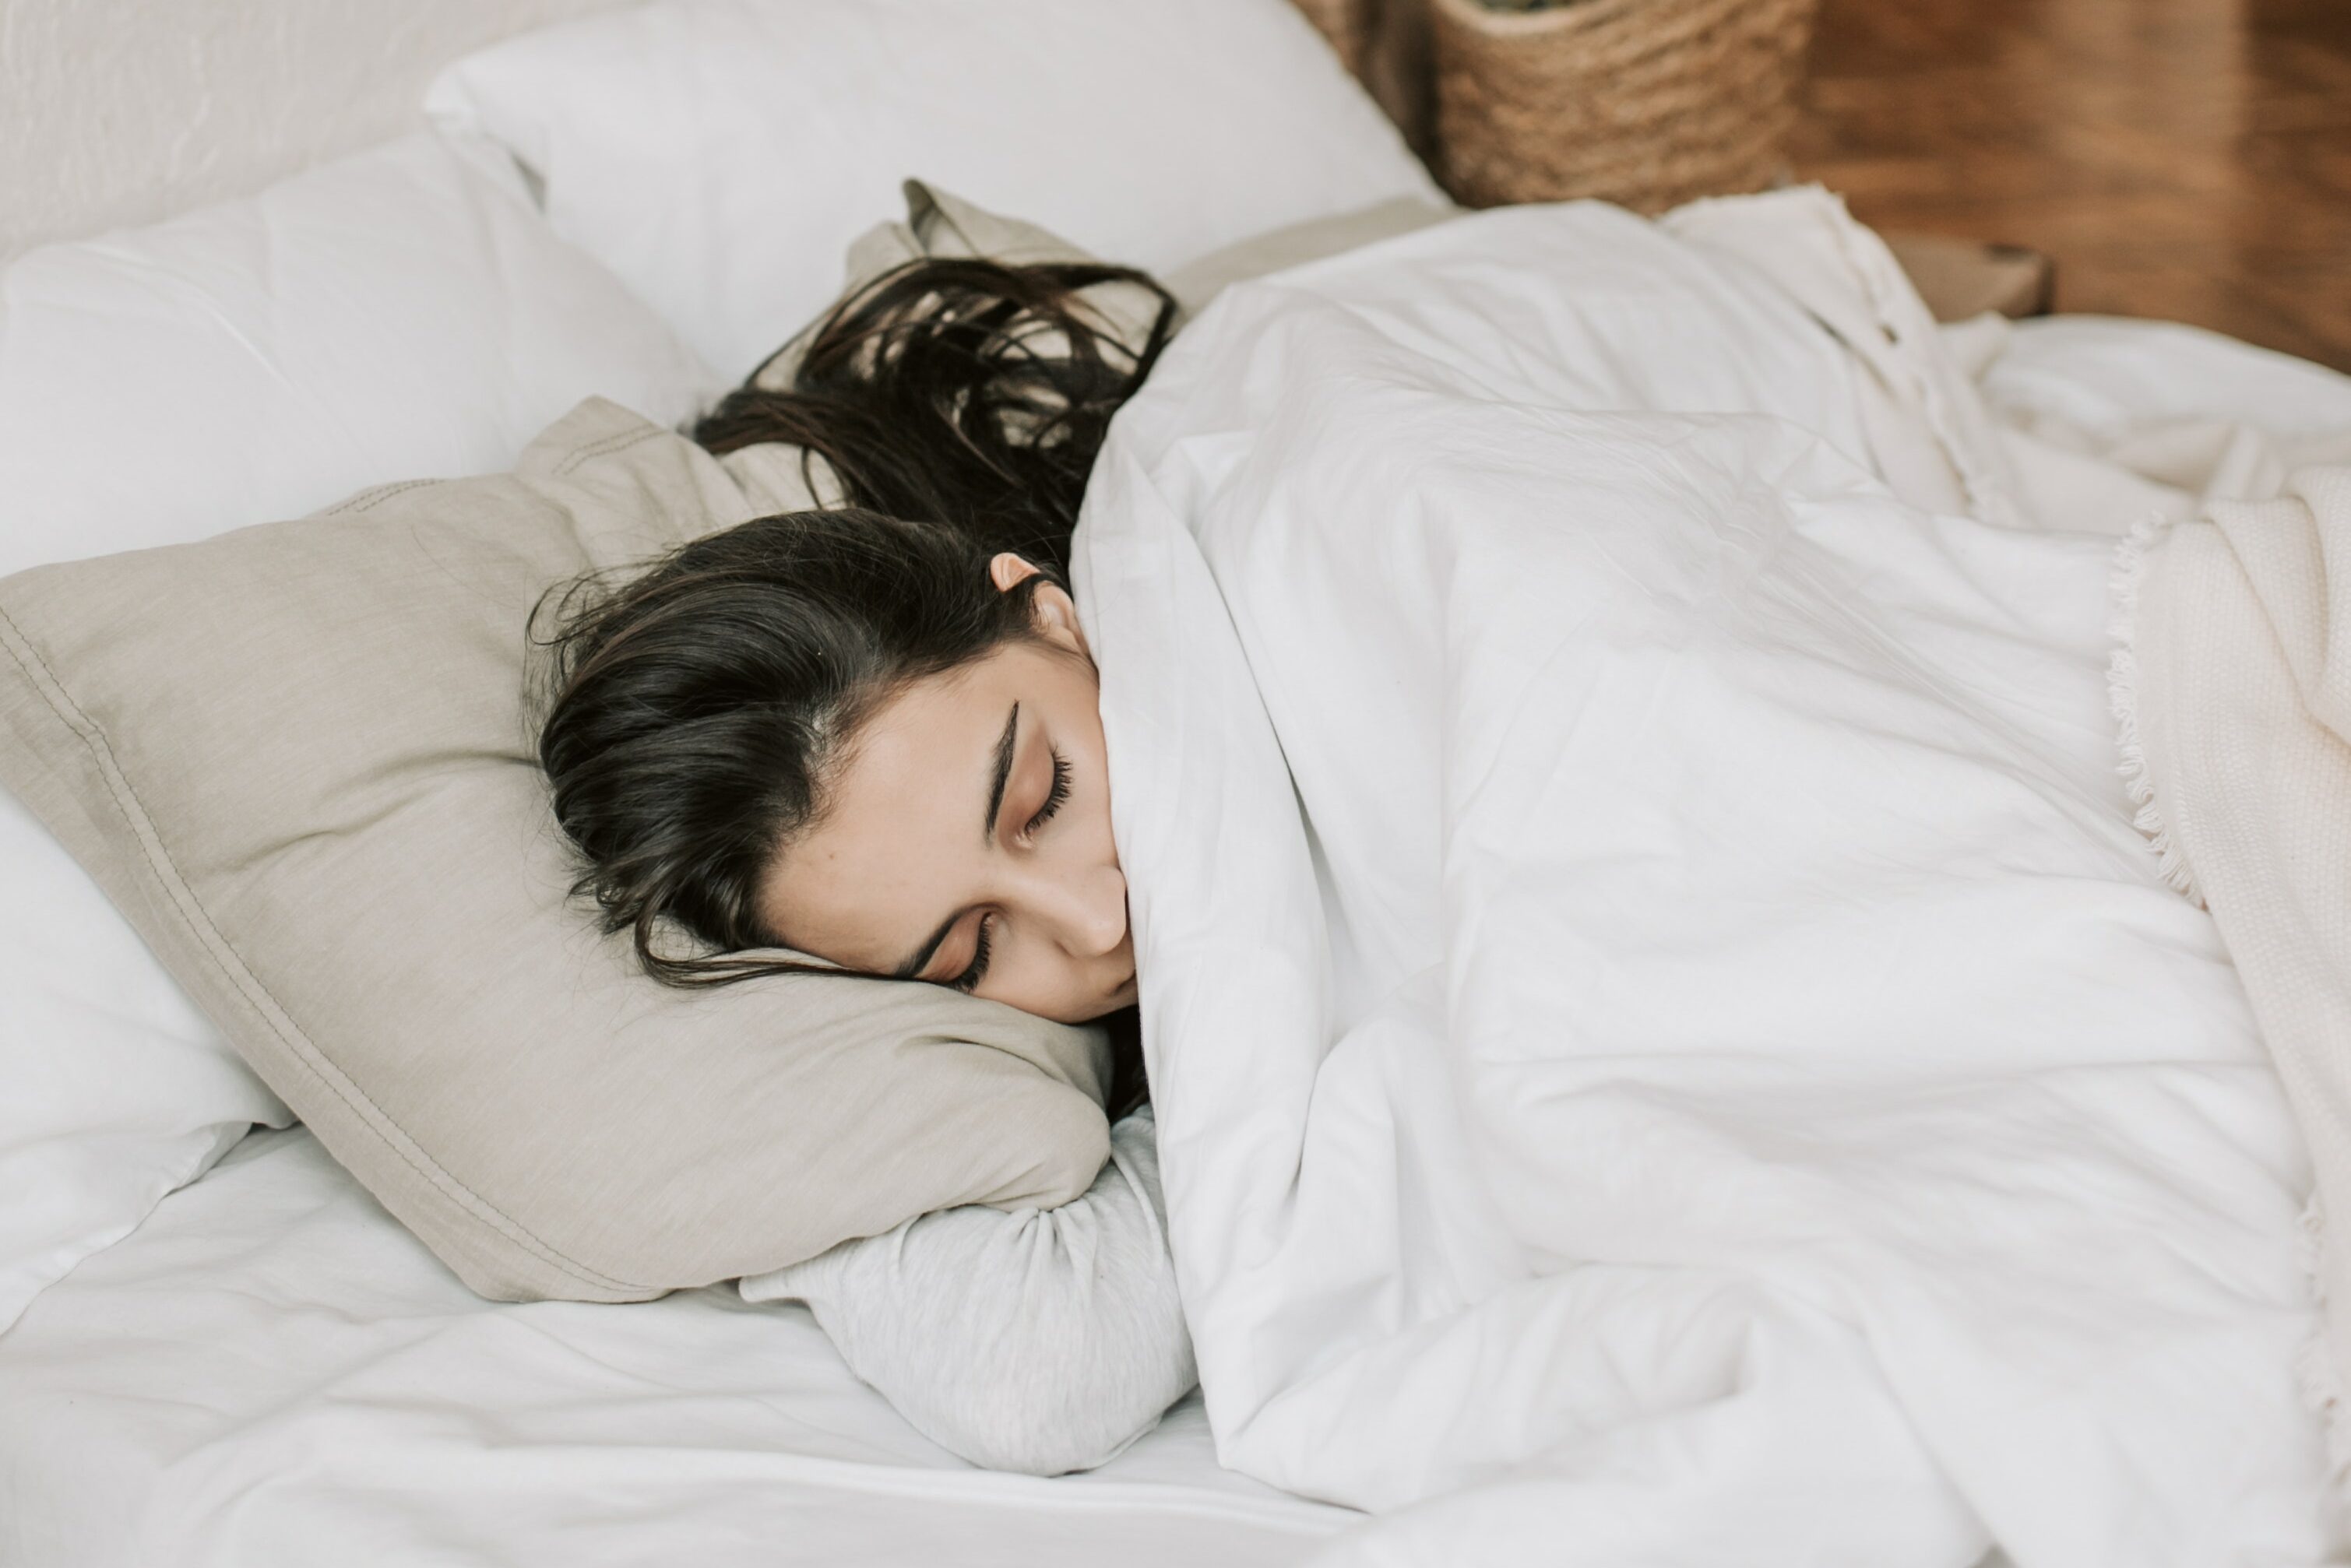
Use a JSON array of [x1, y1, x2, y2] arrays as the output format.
[[554, 424, 670, 475], [326, 478, 442, 515]]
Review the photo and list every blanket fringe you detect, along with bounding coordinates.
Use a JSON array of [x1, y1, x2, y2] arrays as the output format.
[[2113, 519, 2351, 1510], [2106, 513, 2204, 905]]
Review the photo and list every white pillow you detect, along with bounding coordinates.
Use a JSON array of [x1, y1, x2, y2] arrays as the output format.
[[426, 0, 1442, 380], [0, 796, 288, 1332], [0, 133, 719, 575], [0, 130, 721, 1331]]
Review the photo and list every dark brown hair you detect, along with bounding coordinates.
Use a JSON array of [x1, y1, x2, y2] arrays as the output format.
[[534, 257, 1173, 1113], [693, 256, 1176, 577], [535, 507, 1050, 987]]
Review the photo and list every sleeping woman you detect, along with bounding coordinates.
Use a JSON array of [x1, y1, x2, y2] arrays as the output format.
[[521, 179, 2351, 1556], [525, 220, 2341, 1549], [533, 257, 1197, 1475]]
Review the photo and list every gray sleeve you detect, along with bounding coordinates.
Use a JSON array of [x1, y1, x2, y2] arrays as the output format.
[[738, 1108, 1195, 1476]]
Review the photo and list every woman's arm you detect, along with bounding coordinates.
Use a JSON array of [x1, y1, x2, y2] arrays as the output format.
[[739, 1109, 1195, 1475]]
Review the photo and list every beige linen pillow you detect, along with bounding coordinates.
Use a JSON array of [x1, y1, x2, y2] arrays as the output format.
[[0, 397, 1112, 1303], [1159, 194, 1457, 318]]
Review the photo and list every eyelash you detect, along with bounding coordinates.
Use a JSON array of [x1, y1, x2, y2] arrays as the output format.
[[1026, 749, 1071, 838], [950, 916, 994, 993], [949, 752, 1070, 994]]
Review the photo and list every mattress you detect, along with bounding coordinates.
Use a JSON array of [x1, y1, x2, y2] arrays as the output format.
[[0, 1128, 1353, 1567]]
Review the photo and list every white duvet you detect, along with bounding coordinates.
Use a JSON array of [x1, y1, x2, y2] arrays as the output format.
[[1073, 196, 2337, 1565]]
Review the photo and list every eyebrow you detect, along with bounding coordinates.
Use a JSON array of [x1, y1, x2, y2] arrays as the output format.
[[982, 703, 1019, 846], [892, 702, 1022, 983]]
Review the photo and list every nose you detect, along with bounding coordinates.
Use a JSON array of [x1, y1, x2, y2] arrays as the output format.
[[1019, 860, 1128, 958]]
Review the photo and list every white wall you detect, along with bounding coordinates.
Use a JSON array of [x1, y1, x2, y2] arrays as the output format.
[[0, 0, 634, 261]]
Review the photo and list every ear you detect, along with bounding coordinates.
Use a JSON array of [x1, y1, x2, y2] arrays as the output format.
[[989, 552, 1089, 659]]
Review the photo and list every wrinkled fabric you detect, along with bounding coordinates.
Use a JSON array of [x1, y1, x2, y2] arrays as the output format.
[[742, 1109, 1195, 1477], [1073, 198, 2335, 1566], [2122, 465, 2351, 1483], [0, 1128, 1345, 1568]]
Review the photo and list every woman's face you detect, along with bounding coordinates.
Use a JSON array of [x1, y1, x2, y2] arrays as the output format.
[[755, 558, 1135, 1025]]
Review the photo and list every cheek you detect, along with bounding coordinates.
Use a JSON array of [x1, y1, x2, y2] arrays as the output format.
[[988, 925, 1114, 1024]]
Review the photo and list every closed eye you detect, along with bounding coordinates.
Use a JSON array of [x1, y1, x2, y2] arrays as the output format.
[[948, 914, 995, 993], [1025, 749, 1071, 838]]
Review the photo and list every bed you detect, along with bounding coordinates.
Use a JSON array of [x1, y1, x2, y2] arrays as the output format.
[[6, 4, 2350, 1566]]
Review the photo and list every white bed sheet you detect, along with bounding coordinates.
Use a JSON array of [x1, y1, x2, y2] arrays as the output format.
[[0, 1128, 1352, 1567]]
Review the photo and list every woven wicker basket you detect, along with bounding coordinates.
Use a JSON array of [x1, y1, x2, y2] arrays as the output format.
[[1431, 0, 1819, 213]]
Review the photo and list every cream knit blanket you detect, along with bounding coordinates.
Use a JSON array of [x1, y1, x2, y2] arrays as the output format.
[[2117, 464, 2351, 1472]]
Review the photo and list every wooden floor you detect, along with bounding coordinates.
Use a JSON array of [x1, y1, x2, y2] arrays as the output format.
[[1792, 0, 2351, 371]]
